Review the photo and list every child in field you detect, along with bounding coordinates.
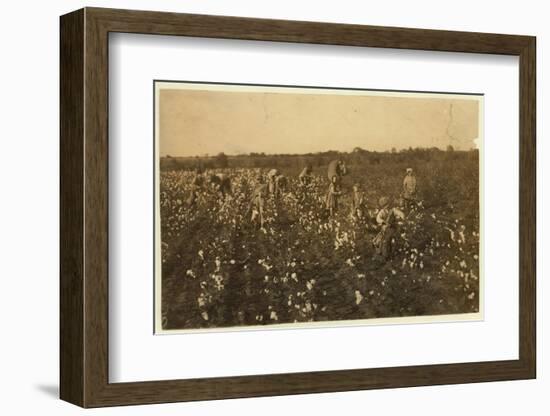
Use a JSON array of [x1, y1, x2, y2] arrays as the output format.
[[186, 172, 204, 207], [350, 183, 365, 220], [298, 165, 312, 185], [267, 168, 280, 195], [325, 176, 342, 217], [327, 159, 347, 182], [402, 167, 417, 209], [210, 172, 232, 198], [274, 174, 287, 198], [250, 183, 268, 228], [373, 197, 405, 259]]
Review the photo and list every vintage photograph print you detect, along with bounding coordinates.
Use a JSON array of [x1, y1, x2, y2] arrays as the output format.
[[154, 81, 483, 334]]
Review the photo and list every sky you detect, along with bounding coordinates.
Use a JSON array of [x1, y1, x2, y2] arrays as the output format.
[[157, 83, 481, 157]]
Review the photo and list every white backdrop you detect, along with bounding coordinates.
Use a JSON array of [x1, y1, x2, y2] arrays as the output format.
[[0, 0, 546, 415]]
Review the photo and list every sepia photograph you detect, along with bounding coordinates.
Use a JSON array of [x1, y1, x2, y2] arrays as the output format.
[[154, 81, 483, 333]]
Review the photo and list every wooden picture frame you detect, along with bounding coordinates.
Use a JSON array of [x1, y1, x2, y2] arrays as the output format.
[[60, 7, 536, 408]]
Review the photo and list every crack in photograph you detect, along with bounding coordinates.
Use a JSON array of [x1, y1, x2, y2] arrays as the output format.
[[154, 81, 483, 334]]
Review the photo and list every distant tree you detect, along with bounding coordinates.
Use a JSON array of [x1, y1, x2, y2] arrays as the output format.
[[391, 147, 397, 154], [216, 152, 229, 168], [446, 145, 455, 152]]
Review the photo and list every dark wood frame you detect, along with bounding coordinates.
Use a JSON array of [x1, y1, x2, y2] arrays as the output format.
[[60, 7, 536, 408]]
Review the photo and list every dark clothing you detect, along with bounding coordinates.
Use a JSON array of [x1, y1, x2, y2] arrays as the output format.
[[327, 160, 346, 182]]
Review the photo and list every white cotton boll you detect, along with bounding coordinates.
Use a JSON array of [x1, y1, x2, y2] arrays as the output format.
[[355, 290, 364, 305]]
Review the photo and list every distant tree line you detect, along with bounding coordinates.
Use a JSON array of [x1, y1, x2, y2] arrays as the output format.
[[160, 147, 478, 171]]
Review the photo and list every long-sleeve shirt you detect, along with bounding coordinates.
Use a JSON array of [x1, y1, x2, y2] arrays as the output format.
[[376, 207, 405, 226], [325, 183, 341, 209], [403, 175, 417, 199]]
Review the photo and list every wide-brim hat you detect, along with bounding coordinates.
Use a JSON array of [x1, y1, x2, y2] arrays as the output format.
[[406, 168, 413, 173]]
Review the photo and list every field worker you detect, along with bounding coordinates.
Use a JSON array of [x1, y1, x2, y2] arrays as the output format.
[[402, 167, 417, 208], [327, 159, 348, 183], [267, 168, 280, 195], [350, 183, 365, 220], [186, 172, 204, 207], [325, 175, 342, 217], [210, 173, 232, 198], [373, 197, 405, 259], [249, 183, 268, 228], [274, 174, 288, 197], [298, 165, 313, 185]]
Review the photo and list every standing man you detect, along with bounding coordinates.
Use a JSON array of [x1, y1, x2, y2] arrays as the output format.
[[327, 159, 347, 183], [402, 167, 417, 209]]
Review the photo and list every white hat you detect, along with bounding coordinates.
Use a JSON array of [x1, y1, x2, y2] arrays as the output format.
[[406, 168, 413, 173]]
